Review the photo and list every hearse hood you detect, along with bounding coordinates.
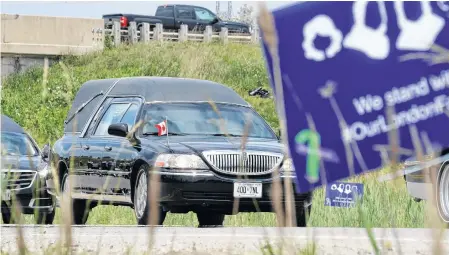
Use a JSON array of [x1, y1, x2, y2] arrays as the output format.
[[148, 136, 285, 155], [1, 155, 43, 171]]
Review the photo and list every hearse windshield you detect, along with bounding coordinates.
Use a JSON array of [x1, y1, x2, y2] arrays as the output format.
[[1, 132, 38, 156], [140, 102, 277, 139]]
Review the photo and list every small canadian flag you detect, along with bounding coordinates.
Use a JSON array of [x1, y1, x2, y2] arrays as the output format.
[[154, 120, 167, 136]]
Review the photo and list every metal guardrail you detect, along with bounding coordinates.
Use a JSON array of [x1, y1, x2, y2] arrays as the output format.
[[103, 21, 261, 46]]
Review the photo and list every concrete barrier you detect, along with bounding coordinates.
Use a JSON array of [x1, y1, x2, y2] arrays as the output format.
[[1, 14, 104, 56]]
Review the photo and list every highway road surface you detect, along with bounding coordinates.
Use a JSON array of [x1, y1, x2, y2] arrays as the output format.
[[1, 226, 448, 254]]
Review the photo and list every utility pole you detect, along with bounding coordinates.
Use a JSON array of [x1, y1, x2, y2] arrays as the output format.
[[227, 1, 233, 20], [216, 1, 220, 15]]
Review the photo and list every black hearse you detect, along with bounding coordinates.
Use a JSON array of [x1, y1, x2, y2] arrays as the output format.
[[48, 77, 313, 226], [1, 114, 55, 224]]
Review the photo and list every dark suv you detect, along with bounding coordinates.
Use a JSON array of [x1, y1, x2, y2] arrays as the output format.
[[1, 114, 55, 224], [48, 77, 312, 226]]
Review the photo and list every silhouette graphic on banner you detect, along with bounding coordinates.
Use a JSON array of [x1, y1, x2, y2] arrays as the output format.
[[259, 1, 449, 193], [325, 182, 364, 208], [343, 1, 389, 60]]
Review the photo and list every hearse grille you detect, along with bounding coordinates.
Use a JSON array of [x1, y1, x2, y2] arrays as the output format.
[[1, 170, 36, 190], [202, 150, 283, 176]]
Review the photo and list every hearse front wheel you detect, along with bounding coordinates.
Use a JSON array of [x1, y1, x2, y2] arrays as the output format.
[[436, 164, 449, 225], [61, 172, 89, 224], [35, 207, 55, 224], [1, 205, 13, 224], [133, 165, 166, 225], [296, 203, 312, 227], [196, 211, 225, 227], [290, 193, 313, 227]]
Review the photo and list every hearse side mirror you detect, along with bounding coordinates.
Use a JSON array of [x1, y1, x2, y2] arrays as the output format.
[[108, 123, 129, 138], [42, 143, 50, 160], [211, 17, 219, 24]]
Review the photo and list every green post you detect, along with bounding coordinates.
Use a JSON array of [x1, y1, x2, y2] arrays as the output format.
[[295, 129, 321, 183]]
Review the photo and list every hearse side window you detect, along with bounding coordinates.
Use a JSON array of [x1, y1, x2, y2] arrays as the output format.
[[156, 6, 174, 17], [119, 104, 139, 132], [94, 103, 130, 136]]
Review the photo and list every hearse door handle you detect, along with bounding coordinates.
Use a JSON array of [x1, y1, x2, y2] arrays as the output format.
[[104, 146, 112, 151], [82, 145, 90, 150]]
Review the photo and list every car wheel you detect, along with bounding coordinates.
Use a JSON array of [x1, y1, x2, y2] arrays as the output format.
[[35, 206, 55, 224], [61, 172, 89, 225], [133, 165, 166, 225], [436, 164, 449, 225], [196, 212, 225, 227], [288, 192, 313, 227], [1, 205, 12, 224], [296, 203, 312, 227]]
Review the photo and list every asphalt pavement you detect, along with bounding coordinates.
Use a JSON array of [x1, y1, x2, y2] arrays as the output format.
[[1, 225, 448, 255]]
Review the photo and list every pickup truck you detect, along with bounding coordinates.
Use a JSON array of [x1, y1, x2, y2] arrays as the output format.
[[103, 4, 251, 34]]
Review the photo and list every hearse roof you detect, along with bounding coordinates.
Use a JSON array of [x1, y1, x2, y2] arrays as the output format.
[[1, 114, 26, 134], [64, 76, 250, 133]]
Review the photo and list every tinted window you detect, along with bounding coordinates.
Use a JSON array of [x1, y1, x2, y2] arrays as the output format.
[[1, 132, 38, 156], [176, 6, 195, 19], [194, 7, 215, 21], [140, 103, 276, 139], [120, 104, 139, 132], [156, 6, 174, 17], [94, 103, 130, 136]]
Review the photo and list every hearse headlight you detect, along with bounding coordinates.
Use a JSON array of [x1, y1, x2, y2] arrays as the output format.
[[281, 158, 296, 176], [154, 154, 209, 170], [38, 163, 50, 179]]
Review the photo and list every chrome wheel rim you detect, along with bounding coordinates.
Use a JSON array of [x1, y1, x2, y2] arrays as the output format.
[[135, 172, 148, 219], [438, 166, 449, 222]]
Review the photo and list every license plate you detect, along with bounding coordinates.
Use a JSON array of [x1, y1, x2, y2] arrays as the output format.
[[233, 182, 262, 198], [1, 189, 11, 201]]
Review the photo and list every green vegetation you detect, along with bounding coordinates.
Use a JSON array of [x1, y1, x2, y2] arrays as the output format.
[[1, 42, 426, 227]]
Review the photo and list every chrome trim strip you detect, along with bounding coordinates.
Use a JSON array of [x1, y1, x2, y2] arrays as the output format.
[[153, 171, 214, 177], [71, 192, 132, 204], [28, 198, 54, 209], [1, 170, 37, 191], [280, 175, 296, 178]]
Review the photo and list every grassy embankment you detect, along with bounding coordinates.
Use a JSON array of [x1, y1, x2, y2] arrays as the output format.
[[1, 42, 426, 227]]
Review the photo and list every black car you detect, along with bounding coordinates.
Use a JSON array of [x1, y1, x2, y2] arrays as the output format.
[[48, 77, 313, 226], [1, 114, 55, 224]]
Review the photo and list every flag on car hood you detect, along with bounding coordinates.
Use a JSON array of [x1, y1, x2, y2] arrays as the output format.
[[155, 120, 167, 136]]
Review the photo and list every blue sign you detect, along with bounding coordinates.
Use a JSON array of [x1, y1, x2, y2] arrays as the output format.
[[259, 1, 449, 193], [325, 182, 364, 208]]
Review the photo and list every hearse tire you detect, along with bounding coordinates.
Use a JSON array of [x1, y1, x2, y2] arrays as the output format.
[[296, 203, 312, 227], [1, 209, 12, 224], [196, 212, 225, 227], [72, 200, 89, 224], [133, 165, 166, 225], [61, 172, 89, 225], [35, 209, 55, 224]]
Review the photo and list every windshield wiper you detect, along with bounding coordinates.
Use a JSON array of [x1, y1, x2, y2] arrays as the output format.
[[209, 133, 243, 137], [142, 132, 187, 136]]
